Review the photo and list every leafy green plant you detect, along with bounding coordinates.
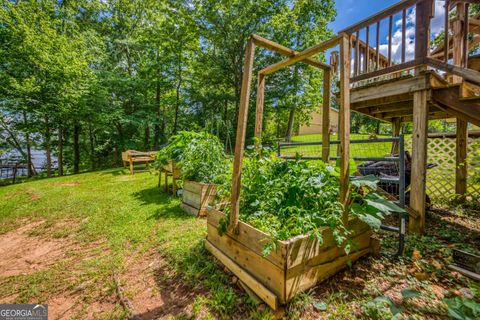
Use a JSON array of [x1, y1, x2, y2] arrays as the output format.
[[156, 131, 229, 184], [443, 297, 480, 320], [218, 149, 405, 254]]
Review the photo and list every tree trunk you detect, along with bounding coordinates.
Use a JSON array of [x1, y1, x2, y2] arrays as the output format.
[[57, 126, 63, 176], [172, 59, 182, 135], [285, 109, 295, 142], [44, 115, 52, 177], [144, 123, 150, 150], [73, 122, 80, 174], [22, 111, 34, 177], [375, 121, 381, 135], [89, 123, 95, 170]]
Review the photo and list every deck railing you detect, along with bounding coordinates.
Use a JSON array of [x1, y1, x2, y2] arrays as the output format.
[[338, 0, 479, 84]]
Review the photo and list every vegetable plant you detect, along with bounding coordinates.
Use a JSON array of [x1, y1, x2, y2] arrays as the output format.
[[157, 131, 229, 184], [218, 148, 405, 254]]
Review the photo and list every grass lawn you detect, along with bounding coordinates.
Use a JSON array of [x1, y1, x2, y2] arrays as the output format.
[[0, 168, 479, 319], [281, 134, 394, 160]]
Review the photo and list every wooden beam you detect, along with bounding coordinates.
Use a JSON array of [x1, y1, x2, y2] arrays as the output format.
[[322, 69, 331, 162], [254, 73, 265, 146], [409, 90, 429, 234], [339, 34, 351, 225], [414, 0, 432, 72], [351, 73, 430, 103], [205, 241, 278, 310], [432, 87, 480, 126], [251, 34, 331, 70], [229, 37, 255, 233], [259, 36, 341, 75], [350, 59, 424, 83], [455, 119, 468, 197], [425, 58, 480, 85], [452, 2, 467, 82]]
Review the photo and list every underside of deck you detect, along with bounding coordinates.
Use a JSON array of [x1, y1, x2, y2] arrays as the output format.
[[350, 71, 480, 126]]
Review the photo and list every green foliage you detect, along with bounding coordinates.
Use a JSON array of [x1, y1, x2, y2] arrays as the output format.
[[157, 131, 228, 184], [471, 140, 480, 184], [219, 150, 404, 254], [443, 297, 480, 320]]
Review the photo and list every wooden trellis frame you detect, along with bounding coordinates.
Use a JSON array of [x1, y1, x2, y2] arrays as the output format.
[[228, 33, 349, 233]]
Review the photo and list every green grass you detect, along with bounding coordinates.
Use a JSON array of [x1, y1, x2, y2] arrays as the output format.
[[0, 168, 271, 319], [282, 133, 393, 160]]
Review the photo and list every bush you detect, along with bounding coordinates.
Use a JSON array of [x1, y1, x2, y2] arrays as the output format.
[[157, 131, 229, 184]]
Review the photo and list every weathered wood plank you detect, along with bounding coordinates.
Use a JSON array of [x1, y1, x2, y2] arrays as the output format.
[[230, 37, 255, 232], [322, 69, 331, 162], [205, 240, 279, 310], [206, 225, 285, 303], [409, 90, 429, 234], [456, 119, 468, 196], [260, 36, 341, 75], [207, 210, 287, 269]]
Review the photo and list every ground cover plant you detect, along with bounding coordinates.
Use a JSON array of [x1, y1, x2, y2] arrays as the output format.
[[157, 131, 229, 184], [218, 149, 404, 255]]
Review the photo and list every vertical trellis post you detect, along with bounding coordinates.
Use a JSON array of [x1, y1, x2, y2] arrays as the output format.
[[322, 69, 331, 163], [254, 73, 266, 147], [339, 33, 351, 225], [229, 37, 256, 233]]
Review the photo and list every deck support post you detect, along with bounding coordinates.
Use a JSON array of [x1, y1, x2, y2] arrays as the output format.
[[455, 119, 468, 197], [339, 34, 351, 225], [452, 2, 467, 83], [391, 117, 401, 154], [229, 36, 255, 233], [254, 73, 266, 148], [322, 69, 331, 163], [409, 90, 429, 234]]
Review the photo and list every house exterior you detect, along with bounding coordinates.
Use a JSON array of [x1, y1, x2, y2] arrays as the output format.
[[298, 107, 339, 135]]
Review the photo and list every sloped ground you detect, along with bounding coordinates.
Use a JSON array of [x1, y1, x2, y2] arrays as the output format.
[[0, 169, 479, 319]]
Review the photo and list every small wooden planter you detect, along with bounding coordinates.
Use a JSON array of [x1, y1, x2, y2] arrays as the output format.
[[158, 160, 181, 195], [180, 180, 217, 217], [205, 209, 378, 310]]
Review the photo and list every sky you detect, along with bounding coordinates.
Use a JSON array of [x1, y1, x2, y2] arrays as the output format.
[[327, 0, 447, 63]]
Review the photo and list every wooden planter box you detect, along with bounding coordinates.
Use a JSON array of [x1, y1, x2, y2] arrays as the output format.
[[205, 209, 378, 310], [180, 180, 217, 217]]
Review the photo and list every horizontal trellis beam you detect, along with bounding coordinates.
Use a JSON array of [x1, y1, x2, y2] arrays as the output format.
[[251, 34, 331, 70], [259, 35, 342, 75]]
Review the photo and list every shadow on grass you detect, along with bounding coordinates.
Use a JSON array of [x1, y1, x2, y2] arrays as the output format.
[[132, 186, 175, 206]]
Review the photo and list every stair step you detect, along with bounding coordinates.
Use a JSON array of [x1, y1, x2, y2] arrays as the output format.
[[460, 81, 480, 100]]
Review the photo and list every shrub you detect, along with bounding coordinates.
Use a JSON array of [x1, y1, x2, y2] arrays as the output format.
[[157, 131, 229, 184]]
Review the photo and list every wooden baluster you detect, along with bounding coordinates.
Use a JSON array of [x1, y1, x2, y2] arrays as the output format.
[[463, 3, 469, 68], [388, 15, 393, 65], [376, 21, 380, 70], [355, 30, 360, 75], [402, 8, 406, 63], [444, 0, 449, 63], [365, 25, 370, 73]]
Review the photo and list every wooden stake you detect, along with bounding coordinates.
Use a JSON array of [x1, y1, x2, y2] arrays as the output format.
[[455, 119, 468, 197], [229, 37, 255, 233], [254, 73, 266, 147], [322, 69, 331, 163], [409, 90, 429, 234], [339, 34, 351, 225]]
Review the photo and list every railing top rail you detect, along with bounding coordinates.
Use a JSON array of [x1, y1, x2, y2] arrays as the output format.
[[338, 0, 426, 35]]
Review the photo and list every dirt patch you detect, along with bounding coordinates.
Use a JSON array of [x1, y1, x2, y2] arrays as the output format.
[[47, 295, 118, 320], [26, 190, 40, 200], [0, 221, 70, 277], [118, 250, 206, 319], [54, 182, 81, 187]]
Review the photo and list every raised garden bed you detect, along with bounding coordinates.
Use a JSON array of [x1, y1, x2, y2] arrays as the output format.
[[205, 209, 379, 310], [180, 180, 216, 217]]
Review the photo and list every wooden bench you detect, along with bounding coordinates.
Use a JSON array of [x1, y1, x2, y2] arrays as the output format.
[[122, 150, 157, 175]]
